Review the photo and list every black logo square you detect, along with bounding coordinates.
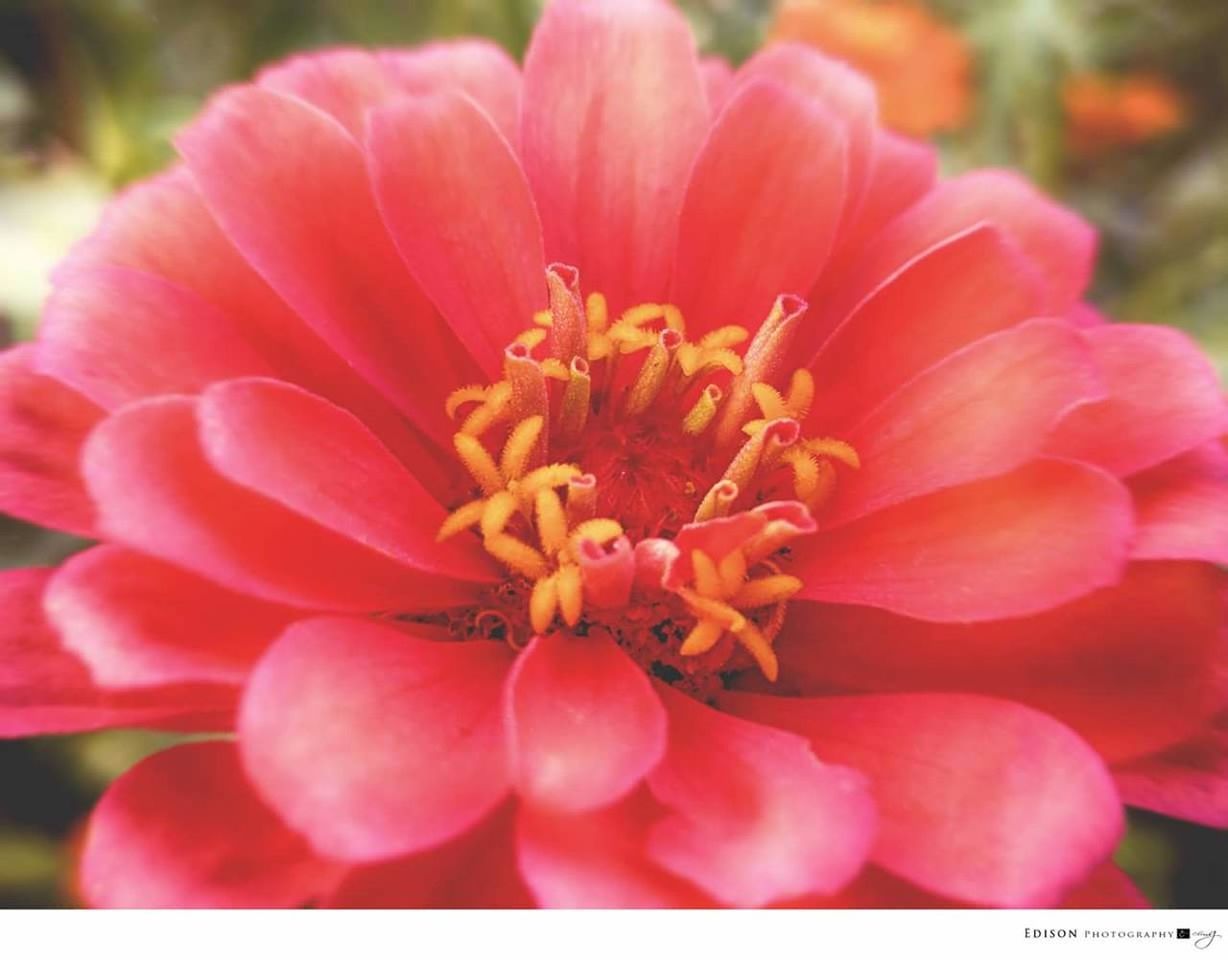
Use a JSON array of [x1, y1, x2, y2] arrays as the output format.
[[1177, 929, 1191, 939]]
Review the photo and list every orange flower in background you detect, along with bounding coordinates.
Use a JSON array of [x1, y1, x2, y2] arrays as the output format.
[[1064, 72, 1187, 156], [770, 0, 971, 137]]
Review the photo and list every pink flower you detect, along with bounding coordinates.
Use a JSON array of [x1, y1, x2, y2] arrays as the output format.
[[0, 0, 1224, 909]]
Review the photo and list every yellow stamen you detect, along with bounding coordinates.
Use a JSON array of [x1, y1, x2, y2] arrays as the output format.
[[718, 549, 747, 596], [743, 518, 810, 566], [515, 328, 548, 350], [808, 460, 839, 510], [530, 574, 559, 634], [715, 294, 805, 449], [694, 479, 738, 523], [586, 292, 608, 333], [533, 309, 553, 327], [547, 264, 587, 364], [751, 382, 790, 421], [698, 326, 749, 350], [445, 384, 490, 420], [556, 564, 583, 626], [535, 488, 569, 556], [479, 490, 519, 540], [675, 343, 744, 379], [557, 358, 591, 443], [785, 369, 814, 420], [454, 433, 504, 495], [781, 446, 821, 502], [517, 463, 583, 504], [540, 358, 570, 381], [609, 326, 658, 356], [587, 333, 614, 362], [682, 383, 723, 436], [676, 588, 746, 631], [565, 473, 597, 526], [437, 498, 486, 541], [804, 437, 861, 470], [691, 549, 723, 600], [760, 598, 789, 646], [619, 303, 666, 328], [625, 330, 680, 416], [679, 618, 725, 656], [500, 416, 544, 483], [720, 418, 798, 495], [504, 345, 549, 467], [459, 382, 512, 437], [732, 574, 803, 608], [568, 518, 623, 556], [486, 534, 551, 580], [732, 621, 779, 682]]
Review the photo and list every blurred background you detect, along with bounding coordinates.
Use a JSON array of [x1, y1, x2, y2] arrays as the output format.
[[0, 0, 1224, 908]]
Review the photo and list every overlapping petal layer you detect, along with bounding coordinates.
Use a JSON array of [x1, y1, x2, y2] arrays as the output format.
[[0, 0, 1221, 911]]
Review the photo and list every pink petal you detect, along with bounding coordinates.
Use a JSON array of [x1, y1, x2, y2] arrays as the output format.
[[793, 860, 1148, 908], [1067, 302, 1108, 327], [379, 39, 522, 148], [784, 867, 956, 908], [198, 377, 490, 584], [83, 396, 481, 611], [256, 47, 394, 139], [806, 225, 1043, 431], [326, 803, 532, 908], [645, 686, 876, 907], [520, 0, 707, 310], [517, 790, 713, 908], [699, 56, 734, 114], [38, 263, 274, 410], [175, 85, 477, 445], [1129, 445, 1228, 564], [728, 692, 1124, 907], [45, 545, 298, 688], [735, 44, 877, 231], [63, 168, 430, 476], [801, 131, 938, 357], [1060, 862, 1149, 909], [830, 319, 1103, 525], [1114, 710, 1228, 829], [367, 92, 546, 374], [668, 78, 847, 336], [0, 346, 100, 536], [815, 169, 1094, 341], [777, 562, 1225, 764], [505, 634, 665, 812], [833, 130, 938, 260], [0, 568, 234, 737], [1045, 324, 1228, 476], [880, 170, 1092, 309], [239, 617, 512, 861], [795, 459, 1133, 621], [80, 741, 337, 907]]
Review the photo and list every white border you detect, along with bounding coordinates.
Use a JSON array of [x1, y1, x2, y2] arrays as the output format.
[[2, 909, 1225, 960]]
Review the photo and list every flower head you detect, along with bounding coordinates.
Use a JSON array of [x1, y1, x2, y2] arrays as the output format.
[[0, 0, 1225, 909], [769, 0, 972, 137]]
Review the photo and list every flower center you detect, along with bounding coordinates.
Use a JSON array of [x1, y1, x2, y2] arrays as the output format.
[[434, 265, 859, 688]]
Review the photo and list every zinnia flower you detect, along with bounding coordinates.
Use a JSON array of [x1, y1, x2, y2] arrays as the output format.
[[1063, 72, 1187, 157], [1, 0, 1225, 909], [769, 0, 972, 137]]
